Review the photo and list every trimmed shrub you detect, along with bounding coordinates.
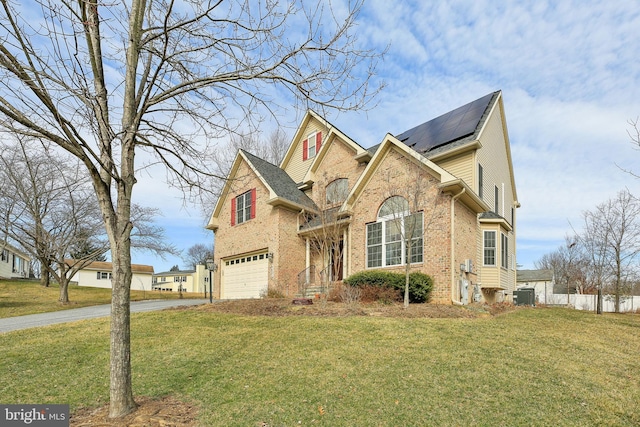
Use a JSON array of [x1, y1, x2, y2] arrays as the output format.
[[344, 270, 433, 303]]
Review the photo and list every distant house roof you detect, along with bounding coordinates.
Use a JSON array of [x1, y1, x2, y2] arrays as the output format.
[[65, 260, 154, 275], [517, 269, 554, 283], [0, 241, 30, 260], [395, 91, 499, 157], [241, 149, 318, 210], [154, 269, 196, 276]]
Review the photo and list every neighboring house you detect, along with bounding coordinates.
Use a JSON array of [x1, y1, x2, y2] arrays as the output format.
[[152, 265, 209, 293], [207, 90, 519, 303], [516, 269, 555, 304], [0, 242, 30, 279], [69, 260, 154, 291]]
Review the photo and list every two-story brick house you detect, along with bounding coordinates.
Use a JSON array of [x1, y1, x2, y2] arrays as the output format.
[[207, 90, 519, 304]]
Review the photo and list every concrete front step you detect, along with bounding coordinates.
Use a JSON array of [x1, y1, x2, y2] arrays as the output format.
[[296, 285, 328, 298]]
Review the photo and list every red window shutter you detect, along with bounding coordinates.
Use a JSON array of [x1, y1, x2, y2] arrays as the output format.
[[230, 196, 236, 226], [250, 188, 256, 219], [316, 132, 322, 153], [302, 138, 308, 161]]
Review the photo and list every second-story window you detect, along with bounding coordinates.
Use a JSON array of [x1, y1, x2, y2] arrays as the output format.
[[231, 189, 256, 225], [326, 178, 349, 205], [302, 131, 322, 160], [478, 164, 483, 198]]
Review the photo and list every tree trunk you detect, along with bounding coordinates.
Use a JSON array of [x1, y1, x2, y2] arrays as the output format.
[[108, 237, 136, 418], [40, 262, 50, 287], [58, 278, 69, 304]]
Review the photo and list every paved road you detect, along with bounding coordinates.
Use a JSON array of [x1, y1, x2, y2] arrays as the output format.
[[0, 299, 209, 333]]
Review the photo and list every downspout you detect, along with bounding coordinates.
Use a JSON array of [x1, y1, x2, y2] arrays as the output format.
[[451, 188, 466, 306]]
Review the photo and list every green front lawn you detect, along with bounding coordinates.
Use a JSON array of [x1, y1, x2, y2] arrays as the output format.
[[0, 306, 638, 426], [0, 280, 203, 318]]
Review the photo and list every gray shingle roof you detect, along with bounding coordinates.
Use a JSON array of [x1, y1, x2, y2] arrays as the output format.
[[517, 269, 554, 283], [241, 150, 317, 210], [479, 211, 505, 220]]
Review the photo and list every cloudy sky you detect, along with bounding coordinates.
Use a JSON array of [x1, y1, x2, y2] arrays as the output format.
[[135, 0, 640, 272]]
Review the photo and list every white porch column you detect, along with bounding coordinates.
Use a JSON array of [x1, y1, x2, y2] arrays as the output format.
[[305, 237, 310, 283], [342, 229, 348, 278]]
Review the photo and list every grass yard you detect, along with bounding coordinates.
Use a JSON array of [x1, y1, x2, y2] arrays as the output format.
[[0, 303, 638, 426], [0, 279, 204, 318]]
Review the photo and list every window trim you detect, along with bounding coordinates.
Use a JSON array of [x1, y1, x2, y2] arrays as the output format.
[[231, 189, 256, 226], [501, 232, 508, 269], [478, 164, 483, 199], [302, 131, 323, 161], [366, 197, 424, 268], [483, 230, 496, 266], [326, 178, 349, 205]]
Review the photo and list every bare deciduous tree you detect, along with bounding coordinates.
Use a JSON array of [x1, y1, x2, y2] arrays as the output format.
[[0, 137, 105, 294], [383, 166, 446, 308], [0, 0, 381, 417], [0, 137, 173, 303], [625, 118, 640, 179], [183, 243, 214, 269], [299, 174, 349, 296], [535, 236, 591, 305], [580, 189, 640, 313]]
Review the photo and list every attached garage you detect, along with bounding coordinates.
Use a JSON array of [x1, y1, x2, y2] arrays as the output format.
[[221, 252, 269, 299]]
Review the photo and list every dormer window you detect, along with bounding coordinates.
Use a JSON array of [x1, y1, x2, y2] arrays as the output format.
[[302, 131, 322, 161]]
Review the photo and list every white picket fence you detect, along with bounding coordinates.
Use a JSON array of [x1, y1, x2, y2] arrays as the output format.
[[545, 293, 640, 313]]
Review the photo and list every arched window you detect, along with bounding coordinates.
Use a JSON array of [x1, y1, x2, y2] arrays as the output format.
[[366, 197, 423, 268], [326, 178, 349, 205]]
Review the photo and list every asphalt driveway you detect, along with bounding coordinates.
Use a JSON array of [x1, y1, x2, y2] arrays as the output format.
[[0, 299, 208, 333]]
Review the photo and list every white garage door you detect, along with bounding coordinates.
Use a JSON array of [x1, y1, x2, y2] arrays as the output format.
[[221, 252, 269, 299]]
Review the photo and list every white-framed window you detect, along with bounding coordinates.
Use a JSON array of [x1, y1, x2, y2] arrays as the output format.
[[501, 233, 508, 269], [302, 131, 322, 161], [97, 271, 112, 280], [232, 189, 255, 226], [1, 249, 8, 262], [366, 196, 423, 268], [483, 231, 496, 266], [326, 178, 349, 205], [307, 135, 317, 159], [12, 255, 25, 273]]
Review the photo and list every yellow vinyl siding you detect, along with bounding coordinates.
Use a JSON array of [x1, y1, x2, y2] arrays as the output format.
[[435, 151, 474, 187], [477, 109, 514, 219], [283, 119, 328, 184], [476, 104, 517, 296]]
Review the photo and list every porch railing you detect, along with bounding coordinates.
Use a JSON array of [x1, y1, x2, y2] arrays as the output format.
[[297, 265, 317, 294]]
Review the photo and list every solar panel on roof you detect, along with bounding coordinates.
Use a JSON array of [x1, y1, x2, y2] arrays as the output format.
[[396, 92, 496, 153]]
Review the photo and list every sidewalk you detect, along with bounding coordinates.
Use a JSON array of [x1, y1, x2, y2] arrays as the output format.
[[0, 299, 208, 333]]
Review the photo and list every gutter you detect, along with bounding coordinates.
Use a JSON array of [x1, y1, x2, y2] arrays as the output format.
[[450, 187, 466, 306]]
